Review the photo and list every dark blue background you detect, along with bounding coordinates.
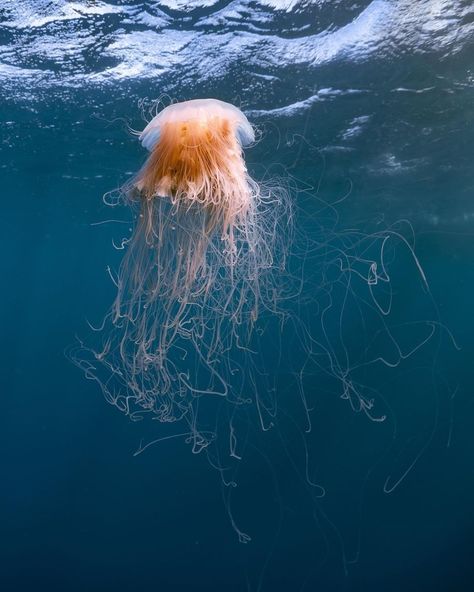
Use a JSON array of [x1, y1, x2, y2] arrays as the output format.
[[2, 2, 474, 590]]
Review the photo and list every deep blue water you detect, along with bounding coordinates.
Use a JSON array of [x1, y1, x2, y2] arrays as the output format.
[[2, 1, 474, 591]]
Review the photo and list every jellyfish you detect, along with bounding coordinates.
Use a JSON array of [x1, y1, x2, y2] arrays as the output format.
[[77, 99, 292, 458], [71, 98, 448, 551]]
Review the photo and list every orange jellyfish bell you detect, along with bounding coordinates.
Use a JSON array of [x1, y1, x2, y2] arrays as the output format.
[[135, 99, 256, 232]]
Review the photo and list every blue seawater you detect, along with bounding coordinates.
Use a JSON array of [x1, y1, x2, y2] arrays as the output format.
[[1, 1, 474, 591]]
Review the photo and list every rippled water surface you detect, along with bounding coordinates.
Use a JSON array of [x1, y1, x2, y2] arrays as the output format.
[[2, 2, 474, 591]]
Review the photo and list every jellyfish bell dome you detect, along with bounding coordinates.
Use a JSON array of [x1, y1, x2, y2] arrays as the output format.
[[139, 98, 255, 152], [135, 98, 258, 220]]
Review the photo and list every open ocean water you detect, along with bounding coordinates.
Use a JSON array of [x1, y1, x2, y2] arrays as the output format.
[[1, 1, 474, 591]]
